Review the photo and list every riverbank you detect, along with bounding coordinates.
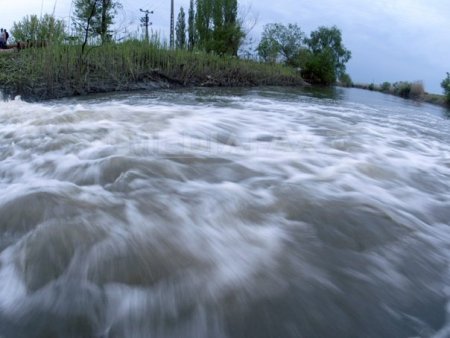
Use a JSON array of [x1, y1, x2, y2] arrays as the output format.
[[0, 41, 305, 101], [349, 82, 449, 109]]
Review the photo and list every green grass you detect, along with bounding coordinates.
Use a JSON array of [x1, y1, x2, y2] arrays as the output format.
[[0, 40, 304, 100]]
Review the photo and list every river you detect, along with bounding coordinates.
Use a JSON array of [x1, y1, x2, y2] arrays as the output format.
[[0, 87, 449, 338]]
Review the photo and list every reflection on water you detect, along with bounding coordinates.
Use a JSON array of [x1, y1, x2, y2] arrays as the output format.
[[0, 87, 449, 338]]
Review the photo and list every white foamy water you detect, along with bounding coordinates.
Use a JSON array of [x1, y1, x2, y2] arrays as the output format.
[[0, 87, 449, 337]]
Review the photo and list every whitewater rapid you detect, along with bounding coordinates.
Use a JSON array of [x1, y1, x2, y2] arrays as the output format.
[[0, 88, 449, 337]]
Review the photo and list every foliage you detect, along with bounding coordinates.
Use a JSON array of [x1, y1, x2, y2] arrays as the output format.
[[391, 81, 424, 99], [392, 81, 411, 98], [409, 81, 425, 99], [256, 23, 351, 85], [11, 14, 65, 43], [441, 72, 450, 103], [195, 0, 244, 56], [339, 73, 352, 87], [299, 49, 336, 85], [188, 0, 196, 50], [380, 81, 391, 92], [176, 7, 187, 49], [256, 23, 305, 65], [306, 26, 351, 80], [73, 0, 121, 44]]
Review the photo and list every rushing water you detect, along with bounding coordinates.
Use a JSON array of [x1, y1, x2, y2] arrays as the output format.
[[0, 87, 449, 338]]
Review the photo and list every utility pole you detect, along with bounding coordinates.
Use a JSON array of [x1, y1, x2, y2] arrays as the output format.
[[140, 8, 153, 42], [170, 0, 174, 48]]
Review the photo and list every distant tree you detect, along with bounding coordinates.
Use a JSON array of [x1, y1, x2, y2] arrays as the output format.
[[188, 0, 195, 50], [441, 72, 450, 103], [73, 0, 121, 44], [195, 0, 212, 51], [195, 0, 244, 55], [380, 82, 391, 92], [339, 73, 353, 87], [11, 14, 66, 43], [176, 7, 187, 49], [256, 23, 305, 65], [306, 26, 351, 80]]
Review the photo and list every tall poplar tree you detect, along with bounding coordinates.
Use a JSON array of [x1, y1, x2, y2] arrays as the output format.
[[176, 7, 187, 49], [188, 0, 196, 50], [194, 0, 243, 55]]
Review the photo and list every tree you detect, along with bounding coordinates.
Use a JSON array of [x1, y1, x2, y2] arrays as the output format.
[[306, 26, 351, 80], [339, 73, 353, 87], [188, 0, 196, 50], [11, 14, 66, 43], [441, 72, 450, 103], [73, 0, 121, 44], [256, 23, 305, 65], [195, 0, 212, 51], [299, 49, 336, 85], [195, 0, 244, 56], [176, 7, 187, 49]]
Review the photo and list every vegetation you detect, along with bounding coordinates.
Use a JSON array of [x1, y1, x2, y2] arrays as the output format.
[[256, 23, 351, 85], [0, 40, 303, 101], [305, 26, 351, 81], [338, 73, 353, 87], [441, 72, 450, 103], [2, 1, 367, 101], [380, 82, 391, 92], [176, 7, 187, 49], [351, 81, 448, 107], [256, 23, 305, 65], [188, 0, 196, 50], [11, 14, 65, 43], [73, 0, 121, 44], [194, 0, 244, 56]]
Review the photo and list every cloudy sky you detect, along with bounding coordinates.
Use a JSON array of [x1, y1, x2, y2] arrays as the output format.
[[1, 0, 449, 93]]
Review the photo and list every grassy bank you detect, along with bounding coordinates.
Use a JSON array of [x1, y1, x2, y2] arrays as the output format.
[[0, 40, 304, 101], [350, 82, 449, 108]]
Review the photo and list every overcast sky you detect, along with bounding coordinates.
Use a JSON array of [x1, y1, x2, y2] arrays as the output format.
[[1, 0, 449, 93]]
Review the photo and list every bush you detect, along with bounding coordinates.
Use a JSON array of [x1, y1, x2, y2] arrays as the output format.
[[409, 81, 425, 100], [391, 81, 424, 100], [380, 82, 391, 92], [300, 49, 336, 85], [11, 14, 65, 43], [339, 73, 352, 87], [393, 82, 411, 98], [441, 72, 450, 103], [368, 83, 375, 91]]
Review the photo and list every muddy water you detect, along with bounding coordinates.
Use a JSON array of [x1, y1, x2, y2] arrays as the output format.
[[0, 87, 449, 338]]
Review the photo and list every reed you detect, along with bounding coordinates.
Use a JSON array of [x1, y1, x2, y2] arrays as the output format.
[[0, 40, 304, 100]]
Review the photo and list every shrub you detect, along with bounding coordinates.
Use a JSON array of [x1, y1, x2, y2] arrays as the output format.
[[409, 81, 425, 100], [11, 14, 66, 44], [339, 73, 352, 87], [441, 72, 450, 103], [380, 82, 391, 92], [393, 82, 411, 98], [300, 49, 336, 85]]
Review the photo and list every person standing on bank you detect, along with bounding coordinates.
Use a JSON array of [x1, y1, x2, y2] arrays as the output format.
[[0, 29, 4, 49], [4, 29, 9, 48]]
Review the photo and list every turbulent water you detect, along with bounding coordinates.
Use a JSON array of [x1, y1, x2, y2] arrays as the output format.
[[0, 87, 449, 338]]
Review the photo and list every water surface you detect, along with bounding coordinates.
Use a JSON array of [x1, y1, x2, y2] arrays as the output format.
[[0, 87, 449, 338]]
